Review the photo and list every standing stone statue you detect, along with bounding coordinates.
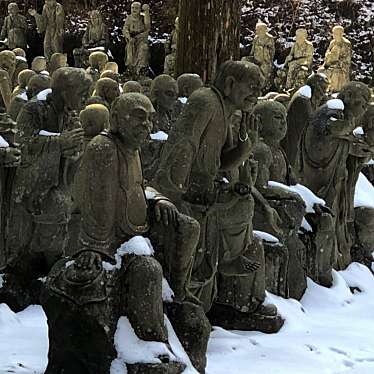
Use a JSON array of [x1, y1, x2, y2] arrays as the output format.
[[153, 61, 283, 332], [164, 17, 178, 77], [284, 28, 314, 90], [4, 68, 91, 308], [243, 22, 275, 90], [297, 82, 371, 269], [42, 93, 210, 373], [0, 3, 28, 51], [123, 2, 151, 76], [29, 0, 65, 60], [0, 50, 16, 111], [322, 26, 352, 92]]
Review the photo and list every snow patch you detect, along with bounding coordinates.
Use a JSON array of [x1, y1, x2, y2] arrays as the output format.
[[178, 97, 188, 104], [297, 85, 312, 99], [0, 273, 4, 288], [254, 230, 279, 244], [353, 127, 364, 136], [327, 99, 344, 110], [0, 135, 9, 148], [162, 278, 174, 302], [39, 130, 60, 136], [17, 92, 28, 101], [150, 131, 168, 141], [36, 88, 52, 101], [354, 173, 374, 208]]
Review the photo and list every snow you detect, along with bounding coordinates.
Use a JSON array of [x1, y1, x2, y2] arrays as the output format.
[[178, 97, 188, 104], [353, 127, 364, 136], [38, 130, 60, 136], [297, 85, 312, 99], [367, 160, 374, 166], [17, 92, 28, 101], [162, 278, 174, 302], [354, 173, 374, 209], [254, 230, 279, 244], [268, 181, 326, 213], [39, 70, 49, 77], [150, 131, 168, 141], [327, 99, 344, 110], [36, 88, 52, 101], [16, 56, 27, 62], [0, 273, 4, 288], [301, 217, 313, 232], [0, 135, 10, 148]]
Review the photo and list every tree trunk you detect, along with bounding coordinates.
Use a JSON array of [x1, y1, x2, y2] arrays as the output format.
[[176, 0, 241, 82]]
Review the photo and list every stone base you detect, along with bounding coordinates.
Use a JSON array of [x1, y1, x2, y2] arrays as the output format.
[[126, 362, 186, 374]]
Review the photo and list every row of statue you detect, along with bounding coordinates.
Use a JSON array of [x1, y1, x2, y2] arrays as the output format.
[[0, 2, 373, 374], [0, 1, 354, 93]]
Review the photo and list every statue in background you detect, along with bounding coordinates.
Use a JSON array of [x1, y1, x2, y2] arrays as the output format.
[[164, 17, 178, 77], [123, 2, 151, 76]]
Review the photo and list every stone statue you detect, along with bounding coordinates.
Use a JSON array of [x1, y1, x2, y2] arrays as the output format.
[[31, 56, 48, 74], [0, 50, 16, 111], [0, 3, 28, 50], [243, 22, 275, 90], [29, 0, 65, 60], [141, 74, 178, 182], [99, 69, 120, 83], [123, 2, 151, 76], [322, 26, 352, 92], [12, 48, 28, 89], [122, 80, 143, 93], [86, 52, 108, 79], [177, 73, 203, 99], [104, 62, 119, 74], [4, 68, 92, 309], [11, 69, 36, 100], [284, 28, 314, 90], [164, 17, 178, 77], [297, 82, 372, 269], [152, 61, 283, 332], [42, 93, 210, 373], [282, 73, 329, 167], [94, 77, 120, 107], [48, 52, 68, 75]]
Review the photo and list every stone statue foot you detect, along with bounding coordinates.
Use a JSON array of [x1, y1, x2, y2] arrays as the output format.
[[218, 255, 261, 277], [126, 362, 186, 374], [207, 303, 284, 334]]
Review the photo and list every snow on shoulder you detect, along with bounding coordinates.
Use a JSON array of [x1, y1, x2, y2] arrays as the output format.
[[327, 99, 344, 110], [150, 131, 168, 141], [254, 230, 279, 244], [297, 85, 312, 99], [354, 172, 374, 208], [0, 135, 10, 148], [36, 88, 52, 101]]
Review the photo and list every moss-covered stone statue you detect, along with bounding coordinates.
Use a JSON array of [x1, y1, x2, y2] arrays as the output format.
[[29, 0, 65, 60], [31, 56, 47, 74], [282, 73, 329, 167], [297, 82, 372, 269], [122, 80, 143, 93], [3, 68, 92, 310], [164, 17, 178, 77], [11, 69, 36, 100], [123, 2, 151, 76], [48, 52, 67, 75], [174, 73, 203, 117], [322, 26, 352, 92], [152, 61, 283, 332], [0, 50, 16, 111], [284, 28, 314, 90], [0, 3, 28, 50], [243, 22, 275, 90], [42, 93, 210, 373], [93, 77, 120, 107]]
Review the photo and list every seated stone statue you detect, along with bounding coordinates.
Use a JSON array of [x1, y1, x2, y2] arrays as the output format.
[[164, 17, 178, 77], [11, 69, 36, 100], [0, 51, 16, 112], [93, 77, 120, 107], [12, 48, 28, 88], [297, 82, 372, 269], [48, 52, 68, 75], [2, 68, 92, 310], [282, 73, 329, 167], [123, 2, 151, 77], [42, 93, 210, 373]]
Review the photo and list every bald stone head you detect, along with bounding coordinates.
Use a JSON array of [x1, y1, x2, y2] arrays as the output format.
[[177, 73, 203, 98], [27, 74, 51, 97], [89, 52, 109, 72], [80, 103, 109, 138], [0, 50, 16, 77], [123, 80, 143, 94], [18, 69, 37, 88], [150, 74, 178, 111], [49, 53, 68, 75], [95, 77, 120, 105], [12, 48, 26, 58]]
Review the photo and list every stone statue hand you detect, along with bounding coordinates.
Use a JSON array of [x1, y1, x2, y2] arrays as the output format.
[[239, 158, 257, 185], [154, 199, 177, 226], [1, 147, 21, 167], [28, 9, 37, 17], [265, 205, 282, 236], [60, 128, 84, 156]]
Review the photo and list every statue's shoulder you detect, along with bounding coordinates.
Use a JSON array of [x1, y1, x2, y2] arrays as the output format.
[[187, 87, 219, 109], [305, 40, 313, 47], [342, 37, 351, 46], [86, 133, 116, 157]]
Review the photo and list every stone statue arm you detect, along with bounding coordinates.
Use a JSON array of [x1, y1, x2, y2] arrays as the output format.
[[123, 17, 131, 42], [143, 5, 151, 32], [34, 7, 47, 34], [324, 41, 339, 67], [55, 4, 65, 33], [249, 38, 256, 58], [0, 146, 21, 167], [82, 27, 90, 46], [268, 36, 276, 60], [0, 70, 12, 111], [78, 140, 117, 259], [284, 44, 295, 66], [0, 17, 8, 40]]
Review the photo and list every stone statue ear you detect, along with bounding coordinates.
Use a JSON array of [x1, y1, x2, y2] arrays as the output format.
[[223, 76, 235, 97]]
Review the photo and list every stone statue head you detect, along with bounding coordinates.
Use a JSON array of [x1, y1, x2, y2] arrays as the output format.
[[213, 60, 264, 112], [27, 74, 51, 98], [85, 95, 109, 108], [89, 52, 109, 72], [45, 0, 57, 9], [100, 70, 119, 82], [337, 81, 371, 120], [0, 50, 16, 77], [253, 100, 287, 144], [177, 73, 203, 98], [17, 69, 37, 88], [12, 48, 26, 58], [131, 2, 142, 16], [255, 22, 268, 37], [295, 28, 308, 44], [273, 93, 290, 109], [49, 53, 68, 75], [332, 25, 344, 42], [110, 93, 155, 149], [8, 2, 19, 16], [80, 103, 109, 138], [253, 141, 273, 188], [150, 74, 178, 111], [104, 62, 119, 74], [89, 10, 102, 25], [51, 67, 93, 111], [360, 103, 374, 146], [123, 80, 143, 94], [306, 73, 329, 101], [95, 78, 120, 105], [32, 56, 47, 73]]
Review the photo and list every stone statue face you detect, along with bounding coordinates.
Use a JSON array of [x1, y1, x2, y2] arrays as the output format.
[[228, 79, 261, 112], [154, 80, 178, 111], [345, 91, 370, 119], [295, 29, 307, 44], [45, 0, 57, 8], [32, 57, 47, 72], [8, 3, 19, 16], [332, 27, 344, 42], [60, 76, 92, 111], [269, 105, 287, 141], [256, 102, 287, 142], [90, 10, 101, 24], [256, 24, 267, 38], [131, 2, 142, 16]]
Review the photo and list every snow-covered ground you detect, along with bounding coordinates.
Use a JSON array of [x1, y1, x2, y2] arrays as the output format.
[[1, 263, 374, 374]]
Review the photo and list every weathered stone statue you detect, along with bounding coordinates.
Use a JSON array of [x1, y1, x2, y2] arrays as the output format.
[[122, 80, 143, 93], [141, 74, 178, 182], [94, 77, 120, 107], [152, 61, 283, 332], [42, 93, 210, 373], [322, 26, 352, 92], [297, 82, 371, 269], [123, 2, 151, 76], [31, 56, 48, 74], [164, 17, 178, 77], [12, 48, 28, 88], [29, 0, 65, 60], [3, 68, 91, 309], [0, 3, 28, 50], [0, 50, 16, 111], [282, 73, 329, 167], [48, 52, 67, 75], [86, 52, 108, 80], [104, 62, 119, 74], [284, 28, 314, 90], [243, 22, 275, 90], [177, 73, 203, 99], [99, 69, 120, 83], [11, 69, 36, 100]]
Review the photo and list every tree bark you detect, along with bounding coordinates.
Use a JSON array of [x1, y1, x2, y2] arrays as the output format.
[[176, 0, 241, 83]]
